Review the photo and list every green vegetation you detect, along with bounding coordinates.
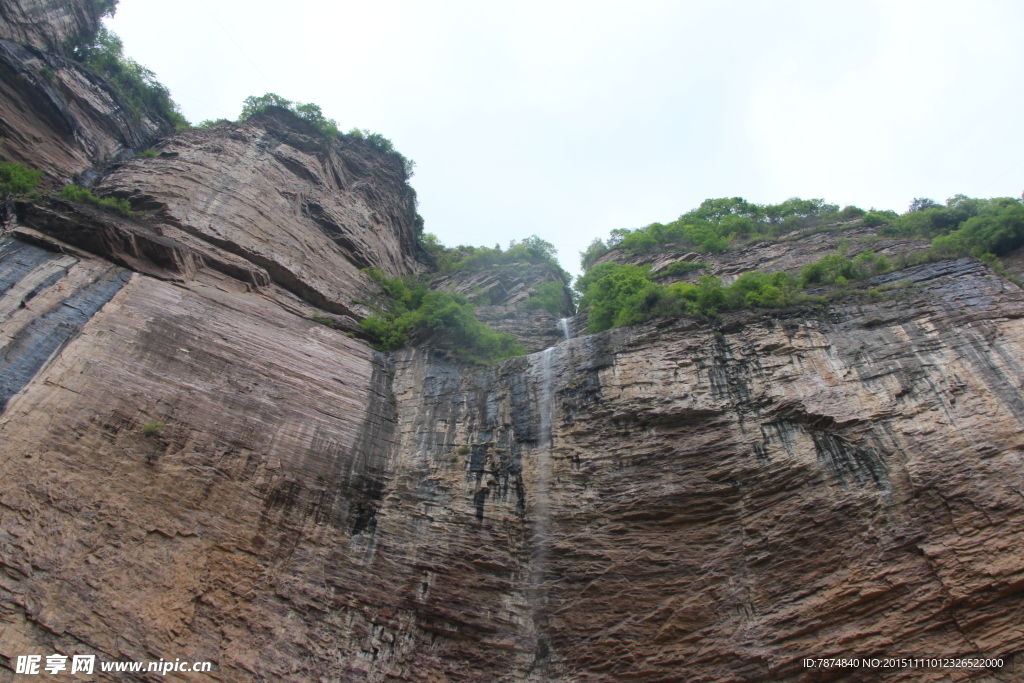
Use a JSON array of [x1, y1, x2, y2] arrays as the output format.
[[60, 184, 133, 216], [238, 93, 416, 179], [580, 196, 858, 268], [576, 192, 1024, 335], [418, 233, 573, 316], [135, 148, 158, 159], [883, 195, 1024, 258], [196, 119, 228, 129], [421, 233, 569, 279], [0, 161, 43, 196], [310, 313, 336, 329], [653, 261, 708, 279], [576, 249, 897, 333], [359, 267, 525, 364], [72, 28, 188, 131], [141, 421, 165, 437], [239, 93, 340, 139], [520, 281, 569, 316]]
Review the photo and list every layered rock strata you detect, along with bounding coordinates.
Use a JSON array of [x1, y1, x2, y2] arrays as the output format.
[[0, 37, 167, 184], [0, 228, 1022, 680], [596, 224, 932, 285], [0, 0, 103, 54], [0, 6, 1022, 676], [428, 262, 574, 352], [94, 109, 424, 318]]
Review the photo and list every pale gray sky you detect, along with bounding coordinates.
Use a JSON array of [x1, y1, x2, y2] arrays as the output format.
[[107, 0, 1024, 277]]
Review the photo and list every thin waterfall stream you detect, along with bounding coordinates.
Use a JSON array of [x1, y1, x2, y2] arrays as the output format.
[[527, 315, 574, 673], [557, 317, 572, 341]]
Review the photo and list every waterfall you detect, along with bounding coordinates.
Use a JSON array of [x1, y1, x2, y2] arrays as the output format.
[[557, 317, 572, 341], [528, 345, 556, 672]]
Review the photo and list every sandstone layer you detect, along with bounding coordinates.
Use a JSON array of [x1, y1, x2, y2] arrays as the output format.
[[0, 0, 102, 54], [94, 109, 424, 318], [0, 221, 1022, 680], [595, 225, 933, 285], [0, 7, 1022, 677]]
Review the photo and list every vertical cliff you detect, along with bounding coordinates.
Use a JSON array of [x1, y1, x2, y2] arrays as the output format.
[[0, 6, 1022, 680], [0, 0, 109, 54], [0, 0, 170, 184]]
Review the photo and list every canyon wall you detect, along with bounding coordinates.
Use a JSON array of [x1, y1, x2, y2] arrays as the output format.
[[0, 7, 1022, 681], [0, 0, 104, 54]]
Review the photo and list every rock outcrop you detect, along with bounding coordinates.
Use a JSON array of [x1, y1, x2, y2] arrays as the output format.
[[0, 7, 1022, 680], [0, 36, 168, 184], [0, 0, 104, 54], [596, 224, 933, 285], [429, 262, 574, 352], [93, 109, 424, 319]]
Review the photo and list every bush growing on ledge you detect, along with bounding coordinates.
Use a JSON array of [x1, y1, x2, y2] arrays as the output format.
[[141, 421, 164, 437], [575, 249, 898, 333], [519, 281, 570, 317], [310, 313, 336, 329], [196, 119, 228, 129], [72, 27, 189, 131], [238, 94, 416, 180], [0, 162, 43, 196], [60, 184, 133, 216], [360, 268, 525, 364]]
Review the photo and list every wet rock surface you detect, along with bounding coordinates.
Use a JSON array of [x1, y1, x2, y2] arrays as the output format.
[[429, 263, 574, 352], [0, 8, 1022, 676], [0, 241, 1022, 681]]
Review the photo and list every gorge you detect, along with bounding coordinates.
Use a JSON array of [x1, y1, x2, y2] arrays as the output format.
[[0, 2, 1023, 681]]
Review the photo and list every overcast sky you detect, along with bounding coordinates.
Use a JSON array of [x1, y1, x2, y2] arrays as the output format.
[[107, 0, 1024, 277]]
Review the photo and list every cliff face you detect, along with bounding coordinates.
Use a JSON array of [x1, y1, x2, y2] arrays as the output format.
[[0, 0, 103, 53], [595, 224, 933, 285], [428, 262, 574, 352], [1, 9, 1023, 680], [0, 0, 172, 185], [1, 236, 1022, 681], [94, 109, 423, 319]]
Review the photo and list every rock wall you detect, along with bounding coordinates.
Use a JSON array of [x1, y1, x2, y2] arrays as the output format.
[[0, 0, 103, 53], [595, 224, 932, 285], [374, 257, 1024, 681], [429, 262, 574, 352], [0, 6, 1022, 678], [94, 109, 424, 319], [3, 231, 1021, 681], [0, 235, 402, 681], [0, 37, 166, 184]]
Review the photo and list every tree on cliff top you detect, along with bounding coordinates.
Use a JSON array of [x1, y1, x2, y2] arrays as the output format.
[[238, 93, 416, 180], [72, 27, 188, 131]]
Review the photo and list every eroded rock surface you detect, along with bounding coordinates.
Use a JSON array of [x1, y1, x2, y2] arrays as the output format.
[[429, 263, 574, 352], [95, 109, 424, 318], [597, 224, 932, 285], [0, 0, 101, 53], [0, 6, 1022, 675], [0, 37, 167, 184], [0, 232, 1022, 680]]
